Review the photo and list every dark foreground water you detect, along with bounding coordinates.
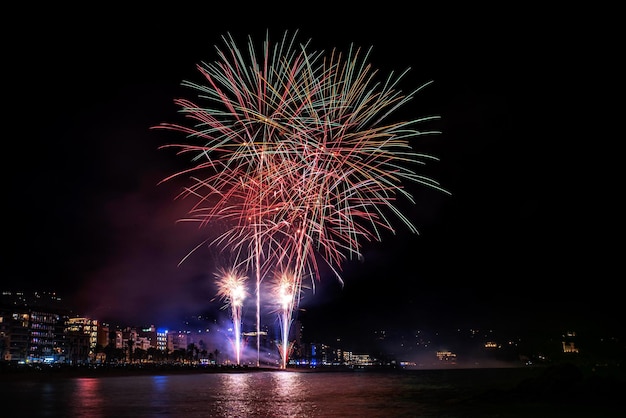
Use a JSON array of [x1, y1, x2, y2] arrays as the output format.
[[1, 366, 624, 417]]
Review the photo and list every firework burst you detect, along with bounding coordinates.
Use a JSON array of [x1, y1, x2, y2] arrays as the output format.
[[155, 30, 448, 366]]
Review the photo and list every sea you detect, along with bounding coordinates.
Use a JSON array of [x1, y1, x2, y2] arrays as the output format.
[[1, 366, 623, 417]]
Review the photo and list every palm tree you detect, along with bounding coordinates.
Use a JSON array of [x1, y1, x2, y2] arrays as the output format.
[[187, 343, 199, 364], [126, 339, 135, 363], [171, 348, 186, 364], [147, 347, 161, 363]]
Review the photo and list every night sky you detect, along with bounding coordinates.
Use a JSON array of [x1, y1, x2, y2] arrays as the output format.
[[3, 5, 620, 348]]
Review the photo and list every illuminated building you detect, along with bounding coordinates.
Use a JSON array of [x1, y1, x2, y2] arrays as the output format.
[[156, 328, 168, 352], [66, 317, 99, 359], [0, 291, 68, 364], [561, 331, 579, 354], [168, 331, 188, 352], [138, 325, 158, 350], [436, 350, 457, 364]]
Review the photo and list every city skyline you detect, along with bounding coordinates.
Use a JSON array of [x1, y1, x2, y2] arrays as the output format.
[[3, 6, 620, 349], [3, 288, 614, 368]]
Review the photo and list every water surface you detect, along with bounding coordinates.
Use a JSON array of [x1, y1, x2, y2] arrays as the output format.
[[1, 367, 622, 417]]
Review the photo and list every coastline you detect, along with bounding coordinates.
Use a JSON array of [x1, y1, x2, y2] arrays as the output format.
[[0, 362, 528, 381], [2, 361, 624, 385], [0, 362, 404, 380], [0, 363, 282, 380]]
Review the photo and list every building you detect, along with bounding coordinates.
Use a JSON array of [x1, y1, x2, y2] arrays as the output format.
[[0, 291, 69, 364], [66, 317, 99, 360]]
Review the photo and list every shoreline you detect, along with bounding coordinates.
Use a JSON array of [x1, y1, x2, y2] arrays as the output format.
[[2, 361, 624, 382], [0, 363, 286, 380], [0, 362, 527, 380]]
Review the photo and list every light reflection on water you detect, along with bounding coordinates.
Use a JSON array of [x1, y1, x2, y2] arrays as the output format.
[[2, 367, 604, 418], [2, 370, 438, 417], [211, 371, 313, 417], [71, 378, 104, 418]]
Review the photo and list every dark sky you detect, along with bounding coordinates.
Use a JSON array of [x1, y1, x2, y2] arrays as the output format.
[[3, 5, 620, 347]]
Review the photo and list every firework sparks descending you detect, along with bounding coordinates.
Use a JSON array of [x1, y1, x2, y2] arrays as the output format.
[[215, 267, 248, 365], [156, 29, 449, 366]]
